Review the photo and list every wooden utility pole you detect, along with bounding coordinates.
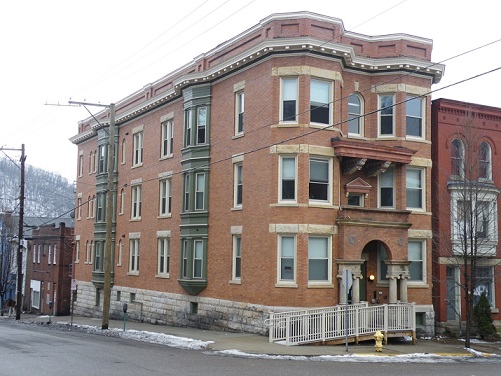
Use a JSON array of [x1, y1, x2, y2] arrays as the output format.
[[102, 103, 115, 330], [69, 101, 115, 330], [16, 144, 26, 320]]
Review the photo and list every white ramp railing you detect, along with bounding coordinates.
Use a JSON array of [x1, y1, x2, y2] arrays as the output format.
[[267, 303, 415, 346]]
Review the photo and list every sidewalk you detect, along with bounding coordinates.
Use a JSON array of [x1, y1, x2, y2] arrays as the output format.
[[9, 313, 501, 358]]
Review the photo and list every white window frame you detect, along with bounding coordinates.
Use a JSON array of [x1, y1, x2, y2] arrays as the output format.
[[408, 240, 426, 285], [280, 77, 298, 123], [53, 244, 57, 265], [75, 240, 80, 263], [406, 95, 424, 139], [157, 237, 170, 277], [451, 138, 465, 178], [184, 174, 190, 212], [473, 265, 496, 309], [235, 91, 244, 135], [308, 236, 332, 285], [77, 197, 82, 220], [406, 167, 425, 211], [232, 235, 242, 282], [48, 245, 52, 265], [378, 167, 395, 208], [159, 178, 172, 217], [132, 131, 143, 166], [279, 155, 297, 204], [131, 185, 142, 220], [117, 240, 123, 266], [479, 141, 492, 181], [309, 157, 332, 205], [78, 153, 83, 177], [119, 189, 125, 215], [121, 138, 126, 165], [161, 120, 174, 158], [195, 173, 205, 211], [277, 234, 297, 286], [348, 93, 363, 137], [347, 193, 364, 207], [378, 94, 395, 137], [193, 240, 204, 279], [233, 163, 243, 209], [196, 107, 207, 145], [129, 238, 140, 274], [309, 78, 332, 126]]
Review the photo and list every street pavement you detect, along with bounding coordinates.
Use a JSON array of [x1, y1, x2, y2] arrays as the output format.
[[5, 313, 501, 358]]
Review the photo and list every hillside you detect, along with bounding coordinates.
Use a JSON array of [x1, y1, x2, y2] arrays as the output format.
[[0, 157, 74, 219]]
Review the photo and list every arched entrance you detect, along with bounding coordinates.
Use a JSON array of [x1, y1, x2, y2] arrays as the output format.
[[337, 240, 411, 305]]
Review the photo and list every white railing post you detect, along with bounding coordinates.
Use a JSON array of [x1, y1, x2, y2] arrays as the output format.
[[286, 315, 290, 346], [355, 305, 359, 338], [384, 304, 389, 334], [268, 312, 274, 343], [321, 311, 326, 342]]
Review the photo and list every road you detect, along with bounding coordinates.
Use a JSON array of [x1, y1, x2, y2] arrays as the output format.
[[0, 320, 499, 376]]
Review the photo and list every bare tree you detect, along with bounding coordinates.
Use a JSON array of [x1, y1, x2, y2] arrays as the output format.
[[433, 111, 501, 348], [0, 213, 16, 316]]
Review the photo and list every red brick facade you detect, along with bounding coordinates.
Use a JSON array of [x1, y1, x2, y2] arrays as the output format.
[[431, 98, 501, 334], [71, 12, 444, 334]]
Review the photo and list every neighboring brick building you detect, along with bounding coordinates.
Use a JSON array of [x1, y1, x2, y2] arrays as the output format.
[[431, 98, 501, 334], [30, 222, 74, 315], [70, 11, 444, 335]]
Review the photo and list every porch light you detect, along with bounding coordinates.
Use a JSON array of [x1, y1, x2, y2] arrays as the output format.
[[368, 274, 375, 282]]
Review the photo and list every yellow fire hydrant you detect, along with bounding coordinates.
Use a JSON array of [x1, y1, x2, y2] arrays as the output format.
[[374, 330, 384, 352]]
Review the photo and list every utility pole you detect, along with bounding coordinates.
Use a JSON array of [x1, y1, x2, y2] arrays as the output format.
[[69, 101, 115, 330], [16, 144, 25, 320], [0, 145, 26, 320]]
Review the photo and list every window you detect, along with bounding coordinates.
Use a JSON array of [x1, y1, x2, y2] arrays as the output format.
[[406, 96, 423, 138], [281, 77, 298, 122], [129, 239, 140, 273], [348, 93, 363, 136], [379, 95, 394, 136], [33, 245, 36, 263], [161, 120, 174, 158], [117, 240, 123, 266], [279, 156, 297, 202], [94, 242, 102, 271], [75, 240, 80, 262], [96, 193, 105, 222], [454, 199, 495, 241], [479, 142, 492, 180], [53, 245, 57, 265], [309, 158, 331, 202], [408, 240, 425, 282], [93, 150, 97, 172], [77, 197, 82, 220], [232, 236, 242, 281], [92, 195, 96, 218], [89, 151, 93, 173], [406, 168, 424, 210], [48, 245, 52, 265], [131, 185, 142, 219], [78, 154, 83, 177], [98, 144, 106, 173], [193, 240, 203, 278], [197, 107, 207, 144], [37, 245, 41, 263], [85, 241, 90, 264], [474, 266, 494, 307], [234, 163, 243, 208], [310, 79, 330, 124], [185, 110, 193, 147], [235, 91, 244, 134], [184, 174, 190, 211], [119, 189, 125, 215], [195, 173, 205, 210], [278, 235, 295, 283], [451, 138, 464, 177], [159, 178, 172, 216], [308, 237, 330, 282], [182, 239, 188, 278], [133, 131, 143, 166], [377, 244, 389, 282], [379, 168, 395, 208], [157, 238, 170, 276], [347, 193, 363, 207], [121, 138, 126, 164], [87, 196, 92, 218]]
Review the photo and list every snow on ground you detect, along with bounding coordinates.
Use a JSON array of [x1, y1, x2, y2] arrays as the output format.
[[17, 319, 501, 363]]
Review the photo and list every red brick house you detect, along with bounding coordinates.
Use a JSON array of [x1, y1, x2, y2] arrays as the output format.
[[30, 222, 74, 315], [70, 11, 444, 336], [431, 98, 501, 334]]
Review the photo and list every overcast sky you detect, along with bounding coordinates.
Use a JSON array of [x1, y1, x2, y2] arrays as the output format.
[[2, 0, 500, 182]]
